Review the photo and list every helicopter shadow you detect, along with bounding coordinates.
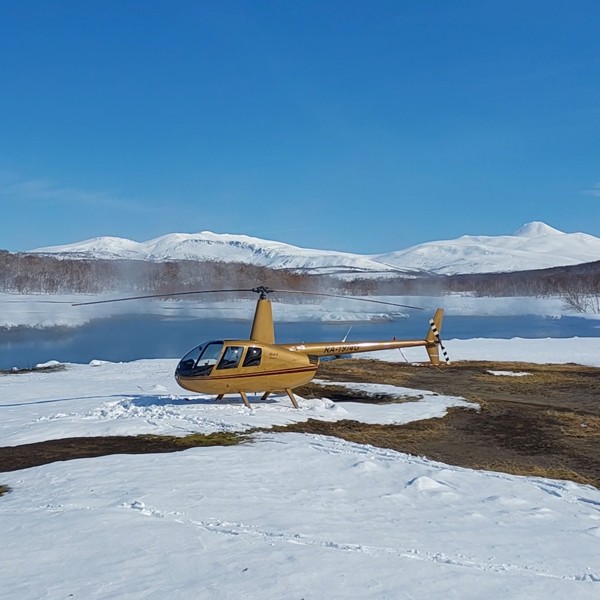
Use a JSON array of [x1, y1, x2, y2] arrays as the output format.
[[1, 394, 138, 408], [126, 393, 281, 408], [1, 393, 282, 410]]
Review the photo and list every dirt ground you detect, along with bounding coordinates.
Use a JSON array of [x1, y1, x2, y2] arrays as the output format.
[[293, 359, 600, 487], [1, 359, 599, 488]]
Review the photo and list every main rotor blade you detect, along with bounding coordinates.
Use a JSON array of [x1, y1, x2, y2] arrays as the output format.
[[72, 285, 424, 310], [269, 289, 424, 310], [72, 288, 256, 306]]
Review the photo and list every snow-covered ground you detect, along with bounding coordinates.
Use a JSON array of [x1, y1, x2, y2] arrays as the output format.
[[1, 338, 599, 598], [365, 336, 600, 368], [0, 359, 478, 447]]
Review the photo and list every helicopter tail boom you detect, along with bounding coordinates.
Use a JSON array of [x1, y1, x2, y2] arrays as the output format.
[[283, 308, 447, 365]]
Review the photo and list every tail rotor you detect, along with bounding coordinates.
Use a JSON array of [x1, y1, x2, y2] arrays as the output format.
[[425, 308, 450, 365]]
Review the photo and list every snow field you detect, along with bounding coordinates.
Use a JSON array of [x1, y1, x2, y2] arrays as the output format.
[[1, 435, 599, 599], [0, 337, 599, 598]]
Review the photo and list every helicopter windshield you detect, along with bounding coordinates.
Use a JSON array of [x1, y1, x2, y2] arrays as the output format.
[[176, 341, 224, 377]]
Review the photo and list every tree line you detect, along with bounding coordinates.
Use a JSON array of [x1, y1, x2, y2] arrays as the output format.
[[1, 250, 598, 313], [0, 251, 333, 295]]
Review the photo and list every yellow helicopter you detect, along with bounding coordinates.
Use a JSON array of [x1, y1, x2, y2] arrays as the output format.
[[75, 286, 448, 409]]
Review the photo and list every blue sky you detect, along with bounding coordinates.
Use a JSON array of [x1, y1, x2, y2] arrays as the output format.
[[1, 0, 599, 254]]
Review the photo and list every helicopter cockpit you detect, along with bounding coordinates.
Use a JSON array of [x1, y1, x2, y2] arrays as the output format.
[[176, 341, 263, 378], [176, 341, 224, 377]]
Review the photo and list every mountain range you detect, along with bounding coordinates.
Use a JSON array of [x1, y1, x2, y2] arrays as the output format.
[[31, 221, 600, 276]]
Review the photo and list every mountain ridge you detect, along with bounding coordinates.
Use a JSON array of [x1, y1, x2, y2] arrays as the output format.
[[30, 221, 600, 276]]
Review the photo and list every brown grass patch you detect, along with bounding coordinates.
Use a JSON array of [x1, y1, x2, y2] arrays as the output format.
[[268, 413, 451, 457], [545, 410, 600, 439], [0, 484, 10, 497], [141, 432, 246, 447]]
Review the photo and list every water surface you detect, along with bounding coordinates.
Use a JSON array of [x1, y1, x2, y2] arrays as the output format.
[[1, 314, 597, 370]]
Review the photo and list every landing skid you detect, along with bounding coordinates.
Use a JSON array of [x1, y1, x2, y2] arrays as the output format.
[[213, 390, 300, 409]]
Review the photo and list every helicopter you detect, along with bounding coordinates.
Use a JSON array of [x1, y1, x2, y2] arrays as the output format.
[[75, 286, 448, 409]]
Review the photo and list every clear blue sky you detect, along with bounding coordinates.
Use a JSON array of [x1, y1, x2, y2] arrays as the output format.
[[1, 1, 599, 254]]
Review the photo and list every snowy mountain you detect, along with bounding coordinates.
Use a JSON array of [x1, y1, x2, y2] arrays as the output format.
[[31, 222, 600, 276], [31, 231, 416, 277], [374, 221, 600, 275]]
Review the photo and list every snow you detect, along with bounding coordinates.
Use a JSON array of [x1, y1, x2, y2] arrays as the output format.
[[364, 337, 600, 368], [2, 436, 600, 599], [1, 338, 600, 598], [514, 221, 565, 237], [28, 220, 600, 276], [487, 370, 532, 377]]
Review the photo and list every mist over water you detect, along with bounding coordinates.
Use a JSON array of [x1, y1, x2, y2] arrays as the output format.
[[0, 314, 596, 370]]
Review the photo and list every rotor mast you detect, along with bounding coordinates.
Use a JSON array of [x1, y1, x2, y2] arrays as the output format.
[[249, 286, 275, 344]]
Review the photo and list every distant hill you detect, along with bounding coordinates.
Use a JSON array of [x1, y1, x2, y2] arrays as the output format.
[[30, 221, 600, 276]]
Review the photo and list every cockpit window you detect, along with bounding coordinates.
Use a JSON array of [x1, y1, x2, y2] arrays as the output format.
[[243, 346, 262, 367], [217, 346, 243, 370], [176, 342, 224, 376], [199, 342, 224, 365]]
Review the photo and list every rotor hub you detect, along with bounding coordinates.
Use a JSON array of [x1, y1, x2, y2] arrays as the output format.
[[252, 286, 274, 299]]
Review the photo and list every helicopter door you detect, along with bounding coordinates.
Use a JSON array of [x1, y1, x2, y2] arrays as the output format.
[[216, 346, 243, 369]]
